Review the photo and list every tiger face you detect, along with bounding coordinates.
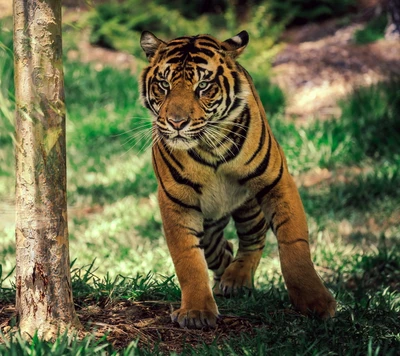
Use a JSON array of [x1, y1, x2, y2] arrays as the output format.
[[140, 31, 251, 150]]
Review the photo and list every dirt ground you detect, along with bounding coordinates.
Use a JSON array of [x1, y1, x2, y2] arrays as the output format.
[[272, 19, 400, 121], [1, 298, 271, 352]]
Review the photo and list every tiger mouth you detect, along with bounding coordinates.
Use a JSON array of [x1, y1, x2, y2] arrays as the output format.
[[165, 136, 198, 150], [160, 132, 200, 150]]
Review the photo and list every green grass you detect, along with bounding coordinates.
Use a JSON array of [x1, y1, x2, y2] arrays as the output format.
[[1, 14, 400, 355], [354, 15, 388, 44]]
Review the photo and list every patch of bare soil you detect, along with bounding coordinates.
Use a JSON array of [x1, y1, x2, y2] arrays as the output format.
[[0, 299, 268, 352], [271, 19, 400, 121]]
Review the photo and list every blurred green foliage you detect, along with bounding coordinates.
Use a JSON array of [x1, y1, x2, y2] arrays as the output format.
[[0, 21, 14, 188], [268, 0, 356, 25], [88, 0, 214, 58], [87, 0, 358, 57], [353, 14, 388, 44]]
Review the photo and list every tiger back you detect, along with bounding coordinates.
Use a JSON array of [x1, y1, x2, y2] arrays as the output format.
[[140, 30, 336, 329]]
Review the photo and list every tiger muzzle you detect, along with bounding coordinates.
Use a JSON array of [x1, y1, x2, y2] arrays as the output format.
[[166, 116, 190, 130]]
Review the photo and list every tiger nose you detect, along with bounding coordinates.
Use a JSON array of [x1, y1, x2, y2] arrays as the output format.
[[166, 116, 190, 130]]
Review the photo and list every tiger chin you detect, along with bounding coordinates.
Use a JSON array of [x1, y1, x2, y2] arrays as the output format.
[[139, 30, 336, 329]]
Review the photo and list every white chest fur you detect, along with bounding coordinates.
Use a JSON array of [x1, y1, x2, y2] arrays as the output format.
[[199, 173, 250, 220]]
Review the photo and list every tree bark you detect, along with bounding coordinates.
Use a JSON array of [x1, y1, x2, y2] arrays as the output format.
[[13, 0, 80, 339]]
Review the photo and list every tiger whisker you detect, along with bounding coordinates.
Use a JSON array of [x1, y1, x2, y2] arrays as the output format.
[[121, 128, 153, 148], [111, 118, 153, 137], [209, 120, 249, 130], [202, 128, 234, 163], [206, 126, 241, 154], [206, 122, 247, 140], [135, 137, 154, 156], [119, 128, 154, 157], [201, 129, 227, 163]]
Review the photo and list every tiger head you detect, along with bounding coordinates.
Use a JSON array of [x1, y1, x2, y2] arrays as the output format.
[[140, 31, 251, 150]]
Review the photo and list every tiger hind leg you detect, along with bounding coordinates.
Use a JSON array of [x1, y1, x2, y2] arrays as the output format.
[[260, 172, 336, 318], [219, 198, 268, 296]]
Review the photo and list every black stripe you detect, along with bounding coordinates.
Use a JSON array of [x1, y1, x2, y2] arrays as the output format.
[[157, 144, 202, 194], [188, 106, 249, 169], [220, 76, 232, 117], [279, 238, 309, 246], [221, 106, 250, 161], [204, 231, 224, 259], [239, 239, 266, 249], [256, 159, 284, 204], [233, 209, 261, 223], [141, 67, 150, 98], [191, 56, 208, 64], [271, 217, 290, 235], [153, 152, 201, 212], [166, 56, 183, 64], [168, 37, 191, 45], [188, 149, 217, 168], [215, 117, 243, 148], [197, 48, 214, 57], [197, 40, 220, 50], [166, 46, 191, 57], [204, 215, 230, 230], [239, 129, 272, 185], [245, 121, 266, 166], [218, 70, 243, 119], [218, 97, 243, 121], [182, 226, 205, 239], [240, 238, 266, 248], [237, 218, 267, 239], [208, 246, 226, 269], [161, 141, 184, 170], [231, 71, 241, 93], [141, 67, 154, 112]]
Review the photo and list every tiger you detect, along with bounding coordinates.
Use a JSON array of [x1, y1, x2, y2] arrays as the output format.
[[139, 30, 336, 329]]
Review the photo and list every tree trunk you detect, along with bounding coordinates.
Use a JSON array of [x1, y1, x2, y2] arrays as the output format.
[[13, 0, 80, 339]]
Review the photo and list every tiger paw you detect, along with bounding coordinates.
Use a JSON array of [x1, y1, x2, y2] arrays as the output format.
[[219, 260, 254, 296], [289, 286, 336, 319], [171, 308, 218, 328]]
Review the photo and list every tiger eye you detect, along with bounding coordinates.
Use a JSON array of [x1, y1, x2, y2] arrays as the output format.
[[159, 81, 170, 89], [197, 81, 209, 90]]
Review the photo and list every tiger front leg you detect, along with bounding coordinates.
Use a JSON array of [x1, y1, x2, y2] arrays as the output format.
[[260, 172, 336, 318], [158, 190, 218, 329], [219, 199, 268, 296]]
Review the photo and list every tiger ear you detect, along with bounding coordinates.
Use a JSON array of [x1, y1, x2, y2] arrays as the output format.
[[222, 30, 249, 58], [140, 31, 165, 60]]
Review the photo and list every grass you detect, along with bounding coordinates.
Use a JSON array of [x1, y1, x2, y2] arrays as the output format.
[[1, 12, 400, 355], [353, 14, 387, 44]]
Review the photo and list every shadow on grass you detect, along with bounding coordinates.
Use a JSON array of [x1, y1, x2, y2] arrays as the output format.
[[300, 163, 400, 219], [72, 174, 157, 205], [336, 78, 400, 165]]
